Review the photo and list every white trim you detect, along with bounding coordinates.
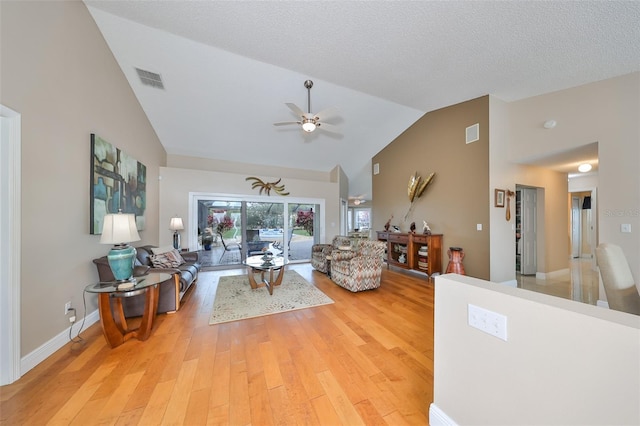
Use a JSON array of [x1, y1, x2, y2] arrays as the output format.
[[500, 279, 518, 287], [535, 268, 570, 280], [0, 106, 21, 385], [21, 310, 100, 376], [596, 300, 610, 309], [429, 403, 458, 426]]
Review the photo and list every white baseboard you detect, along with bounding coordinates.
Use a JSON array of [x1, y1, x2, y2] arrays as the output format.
[[596, 300, 610, 309], [536, 268, 570, 280], [429, 403, 457, 426], [21, 309, 99, 376]]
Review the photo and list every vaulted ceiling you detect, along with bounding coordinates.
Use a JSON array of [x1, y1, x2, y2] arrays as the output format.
[[84, 1, 640, 199]]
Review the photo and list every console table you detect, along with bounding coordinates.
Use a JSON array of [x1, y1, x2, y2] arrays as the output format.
[[377, 231, 443, 278], [85, 272, 171, 348]]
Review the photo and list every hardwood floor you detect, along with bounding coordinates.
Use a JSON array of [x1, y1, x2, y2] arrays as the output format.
[[0, 264, 434, 425]]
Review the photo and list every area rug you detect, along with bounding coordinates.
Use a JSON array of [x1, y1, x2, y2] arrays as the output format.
[[209, 270, 334, 325]]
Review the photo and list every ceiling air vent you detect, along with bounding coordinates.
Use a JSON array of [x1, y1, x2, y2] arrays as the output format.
[[135, 67, 164, 89]]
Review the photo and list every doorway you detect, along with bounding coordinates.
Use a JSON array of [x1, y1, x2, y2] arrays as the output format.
[[569, 191, 594, 260], [516, 185, 538, 275], [1, 106, 21, 385]]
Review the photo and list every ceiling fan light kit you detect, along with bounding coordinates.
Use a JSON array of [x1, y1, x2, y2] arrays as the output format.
[[274, 80, 338, 133]]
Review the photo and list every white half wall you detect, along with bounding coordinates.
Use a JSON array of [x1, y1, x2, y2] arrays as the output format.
[[432, 274, 640, 425]]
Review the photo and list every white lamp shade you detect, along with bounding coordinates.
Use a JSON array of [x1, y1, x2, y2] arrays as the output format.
[[169, 217, 184, 231], [100, 213, 141, 244]]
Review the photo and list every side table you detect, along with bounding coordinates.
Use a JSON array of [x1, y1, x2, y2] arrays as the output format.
[[85, 272, 171, 348]]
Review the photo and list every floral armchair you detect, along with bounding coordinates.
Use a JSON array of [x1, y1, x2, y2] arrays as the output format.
[[330, 240, 386, 292], [311, 235, 351, 273]]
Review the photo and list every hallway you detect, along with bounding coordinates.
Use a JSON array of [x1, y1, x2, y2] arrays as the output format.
[[516, 259, 600, 305]]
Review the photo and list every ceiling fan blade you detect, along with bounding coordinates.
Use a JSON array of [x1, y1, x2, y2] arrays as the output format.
[[273, 121, 301, 126], [285, 103, 305, 118], [316, 122, 339, 132], [313, 107, 339, 121]]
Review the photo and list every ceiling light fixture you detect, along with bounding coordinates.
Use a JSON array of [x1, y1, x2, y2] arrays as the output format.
[[578, 163, 592, 173], [301, 118, 317, 132], [543, 120, 557, 129]]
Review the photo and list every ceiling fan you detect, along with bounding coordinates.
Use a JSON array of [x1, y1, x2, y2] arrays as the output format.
[[349, 195, 367, 206], [273, 80, 338, 133]]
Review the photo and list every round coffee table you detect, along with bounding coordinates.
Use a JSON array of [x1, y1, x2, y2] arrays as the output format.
[[243, 255, 288, 295]]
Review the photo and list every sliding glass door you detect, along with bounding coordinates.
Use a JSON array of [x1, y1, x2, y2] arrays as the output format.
[[194, 196, 321, 268]]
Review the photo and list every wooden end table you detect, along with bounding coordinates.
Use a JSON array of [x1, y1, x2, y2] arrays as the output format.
[[85, 272, 171, 348]]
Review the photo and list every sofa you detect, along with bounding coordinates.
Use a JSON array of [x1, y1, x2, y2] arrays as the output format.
[[311, 235, 352, 273], [93, 245, 201, 317], [330, 240, 386, 292]]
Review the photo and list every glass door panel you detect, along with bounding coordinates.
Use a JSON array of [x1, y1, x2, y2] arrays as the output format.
[[246, 202, 284, 258], [289, 203, 317, 261], [197, 199, 242, 266]]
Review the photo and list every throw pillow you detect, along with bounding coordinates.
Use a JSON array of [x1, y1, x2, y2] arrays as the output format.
[[150, 249, 185, 268], [151, 245, 175, 255]]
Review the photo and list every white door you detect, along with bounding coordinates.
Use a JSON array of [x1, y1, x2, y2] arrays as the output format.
[[521, 188, 537, 275], [571, 197, 581, 258]]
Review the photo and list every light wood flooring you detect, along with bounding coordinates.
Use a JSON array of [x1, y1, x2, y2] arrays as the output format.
[[0, 264, 435, 425]]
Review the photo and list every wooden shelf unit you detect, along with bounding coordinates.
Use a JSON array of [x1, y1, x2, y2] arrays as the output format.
[[377, 231, 443, 277]]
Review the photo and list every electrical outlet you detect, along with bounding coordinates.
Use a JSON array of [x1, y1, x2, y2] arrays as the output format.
[[64, 301, 72, 315], [468, 304, 508, 341], [69, 315, 76, 323]]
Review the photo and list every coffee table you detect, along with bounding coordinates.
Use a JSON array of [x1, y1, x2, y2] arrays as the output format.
[[85, 272, 171, 348], [243, 255, 288, 295]]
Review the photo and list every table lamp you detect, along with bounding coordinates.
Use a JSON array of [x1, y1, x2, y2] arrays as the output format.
[[100, 212, 140, 282], [169, 217, 184, 250]]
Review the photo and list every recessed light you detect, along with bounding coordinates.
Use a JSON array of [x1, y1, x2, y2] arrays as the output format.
[[543, 120, 557, 129], [578, 163, 592, 173]]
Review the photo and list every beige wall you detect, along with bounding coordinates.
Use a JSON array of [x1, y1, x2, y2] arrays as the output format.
[[159, 165, 342, 249], [507, 73, 640, 286], [373, 96, 490, 279], [1, 1, 166, 355], [432, 274, 640, 425]]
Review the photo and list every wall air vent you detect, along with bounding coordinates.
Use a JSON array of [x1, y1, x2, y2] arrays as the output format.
[[466, 123, 479, 144], [135, 68, 164, 89]]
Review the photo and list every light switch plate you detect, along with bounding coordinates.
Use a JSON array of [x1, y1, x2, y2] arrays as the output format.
[[468, 304, 508, 341]]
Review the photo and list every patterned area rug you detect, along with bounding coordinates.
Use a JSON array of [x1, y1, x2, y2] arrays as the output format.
[[209, 270, 334, 325]]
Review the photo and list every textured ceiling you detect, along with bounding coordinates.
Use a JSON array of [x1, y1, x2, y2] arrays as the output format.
[[84, 1, 640, 198]]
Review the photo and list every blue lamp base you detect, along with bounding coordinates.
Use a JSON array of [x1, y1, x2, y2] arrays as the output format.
[[107, 244, 137, 282]]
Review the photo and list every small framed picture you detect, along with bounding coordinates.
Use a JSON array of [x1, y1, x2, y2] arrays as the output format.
[[495, 189, 505, 208]]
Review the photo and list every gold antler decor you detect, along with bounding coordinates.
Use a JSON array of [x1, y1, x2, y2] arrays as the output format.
[[405, 171, 436, 221], [245, 177, 290, 196], [407, 172, 435, 202]]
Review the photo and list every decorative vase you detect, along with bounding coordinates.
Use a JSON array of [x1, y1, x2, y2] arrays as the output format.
[[445, 247, 465, 275], [107, 244, 137, 281], [204, 244, 212, 251]]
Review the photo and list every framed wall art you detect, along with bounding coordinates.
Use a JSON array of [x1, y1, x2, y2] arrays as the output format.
[[494, 189, 505, 208], [90, 134, 146, 234]]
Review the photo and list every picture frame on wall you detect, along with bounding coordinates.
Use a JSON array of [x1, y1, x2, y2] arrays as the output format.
[[495, 189, 505, 208], [90, 134, 147, 234]]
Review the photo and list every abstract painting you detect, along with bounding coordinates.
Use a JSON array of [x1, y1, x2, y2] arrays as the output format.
[[90, 134, 146, 234]]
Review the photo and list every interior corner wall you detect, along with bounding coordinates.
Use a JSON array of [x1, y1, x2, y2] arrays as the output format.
[[0, 2, 165, 357], [159, 166, 341, 248], [372, 96, 490, 279], [508, 72, 640, 284]]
